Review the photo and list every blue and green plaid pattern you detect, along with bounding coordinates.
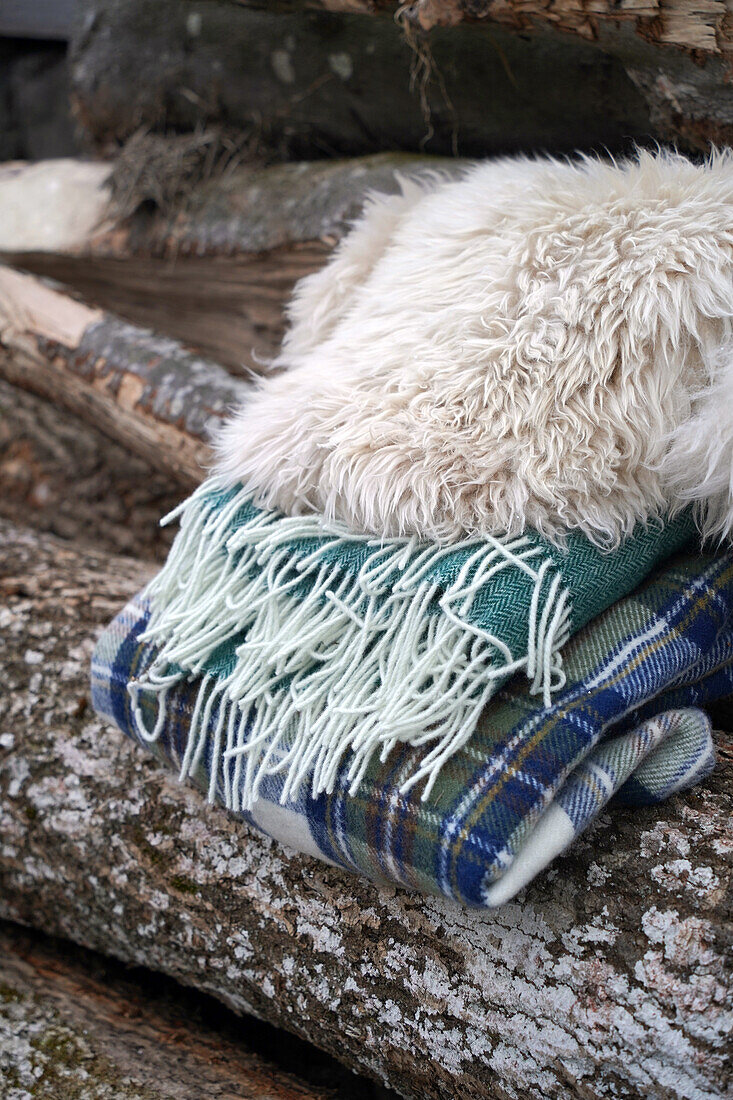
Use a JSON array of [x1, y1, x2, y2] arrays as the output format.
[[92, 548, 732, 907]]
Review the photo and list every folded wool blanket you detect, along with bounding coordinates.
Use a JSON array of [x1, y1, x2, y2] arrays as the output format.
[[90, 151, 733, 908], [92, 544, 733, 907], [111, 481, 696, 806]]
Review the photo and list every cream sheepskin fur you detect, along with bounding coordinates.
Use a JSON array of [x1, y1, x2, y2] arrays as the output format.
[[216, 150, 733, 546]]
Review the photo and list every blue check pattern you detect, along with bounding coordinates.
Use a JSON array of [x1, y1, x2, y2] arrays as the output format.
[[92, 549, 733, 907]]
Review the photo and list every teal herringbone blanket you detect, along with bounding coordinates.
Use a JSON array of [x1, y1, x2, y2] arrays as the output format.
[[122, 479, 696, 808]]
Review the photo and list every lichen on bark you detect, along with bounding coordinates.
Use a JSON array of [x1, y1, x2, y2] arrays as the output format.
[[0, 521, 731, 1100]]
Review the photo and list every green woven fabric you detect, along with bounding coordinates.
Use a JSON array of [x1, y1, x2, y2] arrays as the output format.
[[132, 479, 696, 805]]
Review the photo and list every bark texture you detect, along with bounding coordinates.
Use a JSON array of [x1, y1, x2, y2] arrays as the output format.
[[242, 0, 733, 53], [0, 378, 180, 561], [2, 154, 458, 371], [0, 521, 731, 1100], [68, 0, 733, 156], [0, 922, 393, 1100], [97, 152, 461, 258], [0, 266, 250, 486], [69, 0, 656, 158]]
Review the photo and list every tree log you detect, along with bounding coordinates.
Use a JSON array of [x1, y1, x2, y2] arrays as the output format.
[[2, 247, 328, 375], [0, 520, 730, 1100], [69, 0, 733, 156], [227, 0, 733, 55], [69, 1, 657, 158], [0, 152, 453, 258], [0, 378, 181, 560], [0, 921, 365, 1100], [0, 265, 250, 486], [0, 154, 457, 371]]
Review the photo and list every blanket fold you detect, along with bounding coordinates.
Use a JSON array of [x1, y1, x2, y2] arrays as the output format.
[[92, 508, 733, 905], [128, 482, 695, 807]]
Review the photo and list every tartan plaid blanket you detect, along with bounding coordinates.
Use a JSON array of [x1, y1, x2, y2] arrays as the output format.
[[92, 547, 733, 907], [117, 481, 695, 808]]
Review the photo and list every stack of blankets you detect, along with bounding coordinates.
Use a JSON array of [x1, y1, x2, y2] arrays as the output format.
[[92, 487, 733, 907], [92, 153, 733, 908]]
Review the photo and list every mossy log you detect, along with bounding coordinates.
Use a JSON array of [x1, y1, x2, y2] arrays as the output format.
[[0, 520, 731, 1100]]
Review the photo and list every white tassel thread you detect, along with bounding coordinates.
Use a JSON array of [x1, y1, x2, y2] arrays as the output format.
[[128, 482, 572, 809]]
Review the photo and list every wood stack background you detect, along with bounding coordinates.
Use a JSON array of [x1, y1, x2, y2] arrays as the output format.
[[0, 4, 731, 1098]]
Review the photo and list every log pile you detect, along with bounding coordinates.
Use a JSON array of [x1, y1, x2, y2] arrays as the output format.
[[0, 154, 457, 372], [0, 154, 731, 1100]]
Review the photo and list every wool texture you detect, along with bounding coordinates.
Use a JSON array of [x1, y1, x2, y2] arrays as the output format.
[[95, 478, 694, 812], [92, 547, 733, 907], [215, 150, 733, 548]]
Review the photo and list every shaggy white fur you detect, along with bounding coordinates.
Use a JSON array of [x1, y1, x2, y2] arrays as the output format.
[[216, 150, 733, 546], [661, 338, 733, 541]]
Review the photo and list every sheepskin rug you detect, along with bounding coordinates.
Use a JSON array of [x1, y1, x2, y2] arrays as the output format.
[[216, 150, 733, 547]]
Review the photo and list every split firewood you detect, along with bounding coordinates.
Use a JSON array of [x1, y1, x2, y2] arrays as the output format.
[[0, 519, 730, 1100], [0, 265, 249, 485], [0, 154, 458, 371]]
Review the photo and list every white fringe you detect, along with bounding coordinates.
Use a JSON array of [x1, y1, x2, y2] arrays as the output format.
[[128, 482, 572, 808]]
